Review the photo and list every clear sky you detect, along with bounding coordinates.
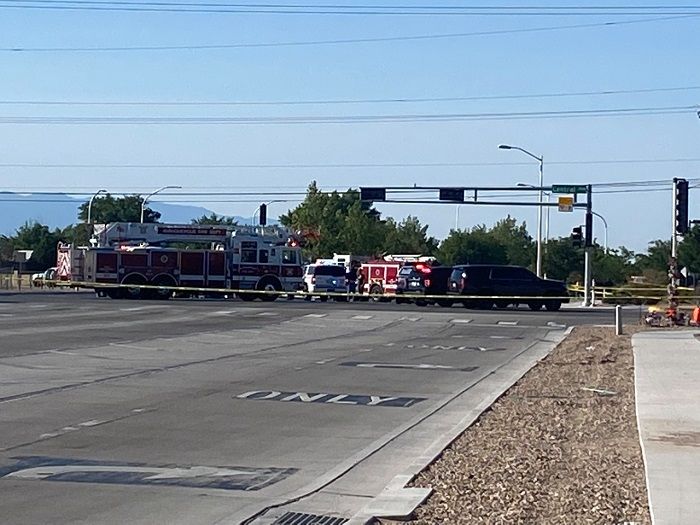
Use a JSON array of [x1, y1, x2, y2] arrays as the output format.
[[1, 2, 699, 252]]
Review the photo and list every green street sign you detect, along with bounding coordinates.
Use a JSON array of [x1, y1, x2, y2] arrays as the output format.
[[551, 184, 588, 194]]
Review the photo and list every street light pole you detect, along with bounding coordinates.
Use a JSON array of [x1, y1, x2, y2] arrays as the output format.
[[141, 185, 181, 223], [592, 211, 609, 252], [87, 189, 107, 224], [500, 145, 544, 277]]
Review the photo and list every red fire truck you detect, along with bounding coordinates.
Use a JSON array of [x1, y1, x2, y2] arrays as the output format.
[[359, 255, 437, 299], [56, 222, 304, 300]]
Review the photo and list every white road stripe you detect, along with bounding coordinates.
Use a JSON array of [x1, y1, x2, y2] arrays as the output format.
[[497, 321, 519, 326], [352, 315, 372, 320], [256, 312, 278, 317], [304, 313, 327, 318], [450, 319, 473, 324]]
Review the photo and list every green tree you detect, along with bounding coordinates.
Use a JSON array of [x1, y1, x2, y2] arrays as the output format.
[[77, 194, 161, 223], [12, 221, 63, 270], [678, 225, 700, 274], [0, 235, 14, 265], [438, 226, 508, 266], [383, 216, 438, 256], [280, 182, 386, 260], [191, 213, 237, 226], [634, 239, 671, 274], [592, 248, 633, 286], [542, 237, 585, 282], [489, 216, 535, 268]]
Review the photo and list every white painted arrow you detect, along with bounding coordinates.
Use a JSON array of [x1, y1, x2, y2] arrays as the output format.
[[5, 465, 249, 481], [356, 363, 456, 370]]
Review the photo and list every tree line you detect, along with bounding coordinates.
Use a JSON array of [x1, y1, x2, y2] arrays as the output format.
[[1, 186, 697, 286]]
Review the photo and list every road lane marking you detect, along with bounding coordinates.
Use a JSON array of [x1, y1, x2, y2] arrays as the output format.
[[119, 306, 166, 312], [236, 390, 426, 408], [304, 313, 327, 318], [341, 362, 479, 372], [0, 457, 296, 491], [450, 319, 472, 324], [351, 315, 372, 320], [256, 312, 278, 317], [497, 321, 519, 326]]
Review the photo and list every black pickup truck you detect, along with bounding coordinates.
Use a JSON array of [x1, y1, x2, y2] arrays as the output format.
[[447, 264, 569, 311]]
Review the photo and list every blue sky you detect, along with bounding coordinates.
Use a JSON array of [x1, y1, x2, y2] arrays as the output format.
[[1, 2, 699, 252]]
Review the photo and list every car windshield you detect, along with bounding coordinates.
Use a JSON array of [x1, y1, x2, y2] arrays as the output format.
[[313, 265, 346, 277]]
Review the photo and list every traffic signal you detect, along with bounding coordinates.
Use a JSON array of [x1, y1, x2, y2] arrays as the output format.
[[585, 212, 593, 247], [571, 226, 583, 248], [259, 203, 267, 226], [360, 187, 386, 201], [675, 178, 689, 234], [439, 188, 465, 202]]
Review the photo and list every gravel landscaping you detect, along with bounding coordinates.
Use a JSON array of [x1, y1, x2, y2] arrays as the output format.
[[392, 326, 651, 524]]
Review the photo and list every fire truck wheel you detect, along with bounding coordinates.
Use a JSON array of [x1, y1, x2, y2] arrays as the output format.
[[105, 288, 123, 299], [149, 276, 176, 300], [257, 277, 282, 302], [238, 292, 256, 301], [369, 285, 384, 302], [121, 275, 147, 300]]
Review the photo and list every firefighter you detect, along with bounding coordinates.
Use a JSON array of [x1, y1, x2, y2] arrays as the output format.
[[355, 265, 364, 296], [346, 264, 357, 299]]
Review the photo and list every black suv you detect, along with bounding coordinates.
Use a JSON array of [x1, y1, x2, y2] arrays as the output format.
[[447, 265, 569, 311], [396, 264, 454, 307]]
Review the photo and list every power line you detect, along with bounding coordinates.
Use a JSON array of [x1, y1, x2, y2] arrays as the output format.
[[2, 85, 699, 106], [3, 158, 700, 169], [2, 1, 700, 15], [0, 105, 695, 125], [3, 15, 697, 52]]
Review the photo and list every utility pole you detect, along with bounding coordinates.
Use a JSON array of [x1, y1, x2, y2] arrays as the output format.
[[584, 185, 593, 307]]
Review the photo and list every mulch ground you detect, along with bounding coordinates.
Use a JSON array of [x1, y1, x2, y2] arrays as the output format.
[[388, 326, 651, 525]]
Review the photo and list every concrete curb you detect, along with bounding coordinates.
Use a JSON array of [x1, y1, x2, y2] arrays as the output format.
[[346, 326, 574, 524]]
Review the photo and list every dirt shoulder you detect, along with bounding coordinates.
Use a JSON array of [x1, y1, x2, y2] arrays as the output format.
[[397, 326, 650, 524]]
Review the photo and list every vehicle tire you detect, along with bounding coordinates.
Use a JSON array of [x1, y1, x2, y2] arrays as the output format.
[[150, 275, 176, 300], [494, 300, 509, 309], [528, 301, 544, 311], [257, 277, 282, 302], [436, 299, 453, 308], [369, 285, 383, 302], [320, 295, 329, 302], [105, 287, 123, 299], [238, 292, 256, 301], [545, 300, 562, 312], [415, 299, 428, 307], [121, 274, 147, 300]]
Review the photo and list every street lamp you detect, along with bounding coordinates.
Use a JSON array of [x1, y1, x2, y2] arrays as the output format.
[[87, 188, 107, 224], [517, 183, 550, 243], [592, 211, 609, 252], [500, 144, 544, 277], [141, 185, 181, 223], [252, 200, 286, 226]]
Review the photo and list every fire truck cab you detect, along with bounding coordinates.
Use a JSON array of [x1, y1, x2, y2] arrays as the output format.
[[57, 222, 304, 300]]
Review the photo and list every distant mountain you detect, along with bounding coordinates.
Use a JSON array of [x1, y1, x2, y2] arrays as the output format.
[[0, 192, 270, 235]]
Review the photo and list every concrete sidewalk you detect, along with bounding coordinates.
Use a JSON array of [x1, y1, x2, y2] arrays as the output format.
[[632, 331, 700, 525]]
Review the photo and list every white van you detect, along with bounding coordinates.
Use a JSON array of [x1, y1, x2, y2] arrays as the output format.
[[303, 264, 347, 301]]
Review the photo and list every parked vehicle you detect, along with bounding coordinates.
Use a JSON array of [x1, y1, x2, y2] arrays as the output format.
[[447, 264, 569, 311], [303, 263, 347, 301], [31, 267, 57, 288], [57, 223, 304, 300], [359, 255, 436, 300], [396, 264, 454, 306]]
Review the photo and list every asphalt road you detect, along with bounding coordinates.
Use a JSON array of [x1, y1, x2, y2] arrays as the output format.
[[0, 292, 641, 524]]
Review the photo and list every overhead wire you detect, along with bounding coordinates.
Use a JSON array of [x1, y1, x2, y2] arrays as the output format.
[[2, 85, 699, 105], [0, 105, 697, 125], [3, 158, 700, 170], [2, 1, 700, 15], [3, 15, 698, 52]]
